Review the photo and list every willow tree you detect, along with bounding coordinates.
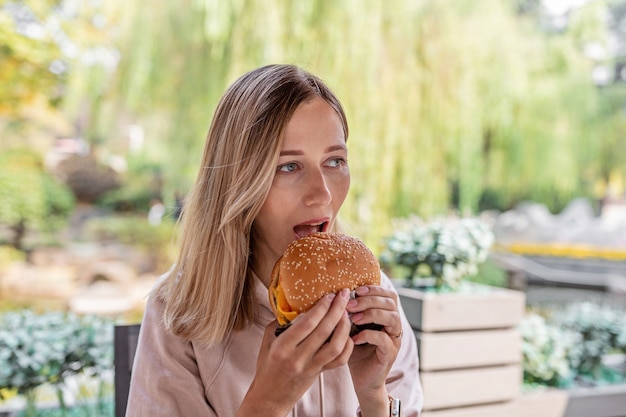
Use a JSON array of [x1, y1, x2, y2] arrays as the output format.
[[0, 0, 61, 116], [62, 0, 610, 250]]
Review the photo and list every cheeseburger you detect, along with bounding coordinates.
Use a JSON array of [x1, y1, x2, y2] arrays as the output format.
[[268, 232, 382, 336]]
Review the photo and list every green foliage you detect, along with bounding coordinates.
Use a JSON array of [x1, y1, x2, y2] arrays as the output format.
[[96, 185, 154, 213], [380, 216, 494, 289], [466, 259, 508, 288], [1, 0, 623, 250], [0, 245, 25, 271], [0, 310, 113, 398], [96, 157, 165, 213], [83, 215, 176, 273], [0, 0, 63, 114], [0, 0, 118, 159], [521, 303, 626, 388], [14, 401, 114, 417], [0, 148, 74, 250], [83, 215, 175, 247], [520, 312, 579, 387], [71, 0, 621, 251], [551, 302, 626, 382]]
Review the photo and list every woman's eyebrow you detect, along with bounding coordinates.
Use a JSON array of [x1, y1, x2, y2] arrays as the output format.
[[326, 144, 347, 153], [279, 150, 304, 156], [279, 144, 347, 157]]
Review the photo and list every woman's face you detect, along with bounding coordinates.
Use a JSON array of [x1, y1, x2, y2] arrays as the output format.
[[252, 97, 350, 277]]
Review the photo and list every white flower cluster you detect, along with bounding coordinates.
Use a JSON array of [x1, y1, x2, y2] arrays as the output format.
[[520, 303, 626, 388], [0, 310, 113, 399], [551, 302, 626, 379], [382, 216, 494, 289], [519, 313, 580, 387]]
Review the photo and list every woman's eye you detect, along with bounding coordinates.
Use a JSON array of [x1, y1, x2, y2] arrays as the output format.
[[278, 162, 298, 173], [327, 157, 346, 168]]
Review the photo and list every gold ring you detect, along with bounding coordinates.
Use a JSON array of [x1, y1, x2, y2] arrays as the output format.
[[391, 330, 403, 339]]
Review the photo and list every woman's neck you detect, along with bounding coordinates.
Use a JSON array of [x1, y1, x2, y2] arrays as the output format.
[[250, 251, 274, 288]]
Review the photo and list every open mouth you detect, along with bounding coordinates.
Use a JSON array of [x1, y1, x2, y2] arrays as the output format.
[[293, 221, 328, 238]]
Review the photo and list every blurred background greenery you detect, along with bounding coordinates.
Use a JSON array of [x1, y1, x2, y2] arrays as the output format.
[[2, 1, 626, 414], [1, 0, 626, 251]]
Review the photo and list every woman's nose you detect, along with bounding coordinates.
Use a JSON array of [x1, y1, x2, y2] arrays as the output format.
[[303, 169, 332, 207]]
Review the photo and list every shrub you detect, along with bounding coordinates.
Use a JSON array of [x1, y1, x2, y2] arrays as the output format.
[[0, 149, 75, 250], [466, 259, 508, 288], [521, 302, 626, 389], [550, 302, 626, 382], [380, 216, 494, 289], [519, 312, 580, 387], [95, 158, 165, 213], [96, 184, 155, 213], [0, 310, 113, 415], [0, 245, 26, 272], [83, 215, 176, 273]]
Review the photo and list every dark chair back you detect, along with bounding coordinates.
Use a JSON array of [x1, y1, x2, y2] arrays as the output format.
[[114, 324, 141, 417]]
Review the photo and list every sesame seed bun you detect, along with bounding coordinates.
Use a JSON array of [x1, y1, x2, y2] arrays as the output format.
[[268, 232, 381, 327]]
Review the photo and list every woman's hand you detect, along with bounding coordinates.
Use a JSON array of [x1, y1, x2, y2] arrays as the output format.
[[346, 285, 403, 417], [238, 288, 354, 417]]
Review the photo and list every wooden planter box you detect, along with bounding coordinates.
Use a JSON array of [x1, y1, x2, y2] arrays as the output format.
[[397, 283, 526, 411], [512, 383, 626, 417], [417, 328, 521, 371], [513, 388, 568, 417], [563, 384, 626, 417], [422, 384, 570, 417], [397, 284, 526, 332], [421, 364, 521, 410], [421, 401, 516, 417]]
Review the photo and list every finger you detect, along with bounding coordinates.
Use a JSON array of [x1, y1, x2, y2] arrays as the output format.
[[286, 289, 350, 351], [300, 288, 351, 350], [349, 285, 398, 313], [352, 328, 398, 357], [355, 285, 399, 304], [351, 309, 401, 335], [264, 321, 300, 364], [316, 312, 354, 369], [347, 293, 397, 314], [264, 320, 280, 345], [279, 293, 337, 344], [349, 286, 402, 338], [323, 333, 354, 371], [387, 327, 404, 343]]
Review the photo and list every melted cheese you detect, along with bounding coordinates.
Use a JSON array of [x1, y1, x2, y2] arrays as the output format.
[[272, 284, 298, 325]]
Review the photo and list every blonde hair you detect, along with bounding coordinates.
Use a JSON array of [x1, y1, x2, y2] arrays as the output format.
[[155, 64, 348, 346]]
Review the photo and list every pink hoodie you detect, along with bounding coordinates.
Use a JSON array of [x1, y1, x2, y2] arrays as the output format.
[[126, 272, 423, 416]]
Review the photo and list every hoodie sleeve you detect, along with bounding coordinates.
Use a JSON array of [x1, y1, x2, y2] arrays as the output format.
[[381, 272, 424, 417], [125, 295, 217, 417]]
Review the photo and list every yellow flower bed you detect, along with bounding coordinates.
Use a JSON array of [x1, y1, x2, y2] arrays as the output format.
[[0, 387, 17, 401], [500, 243, 626, 261]]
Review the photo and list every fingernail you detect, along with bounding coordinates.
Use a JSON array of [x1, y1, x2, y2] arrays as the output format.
[[327, 293, 337, 301], [340, 288, 350, 299], [356, 286, 369, 295], [347, 299, 358, 308], [352, 336, 367, 346], [351, 313, 363, 323]]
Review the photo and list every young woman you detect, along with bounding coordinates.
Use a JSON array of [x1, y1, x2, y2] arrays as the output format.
[[126, 64, 423, 417]]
